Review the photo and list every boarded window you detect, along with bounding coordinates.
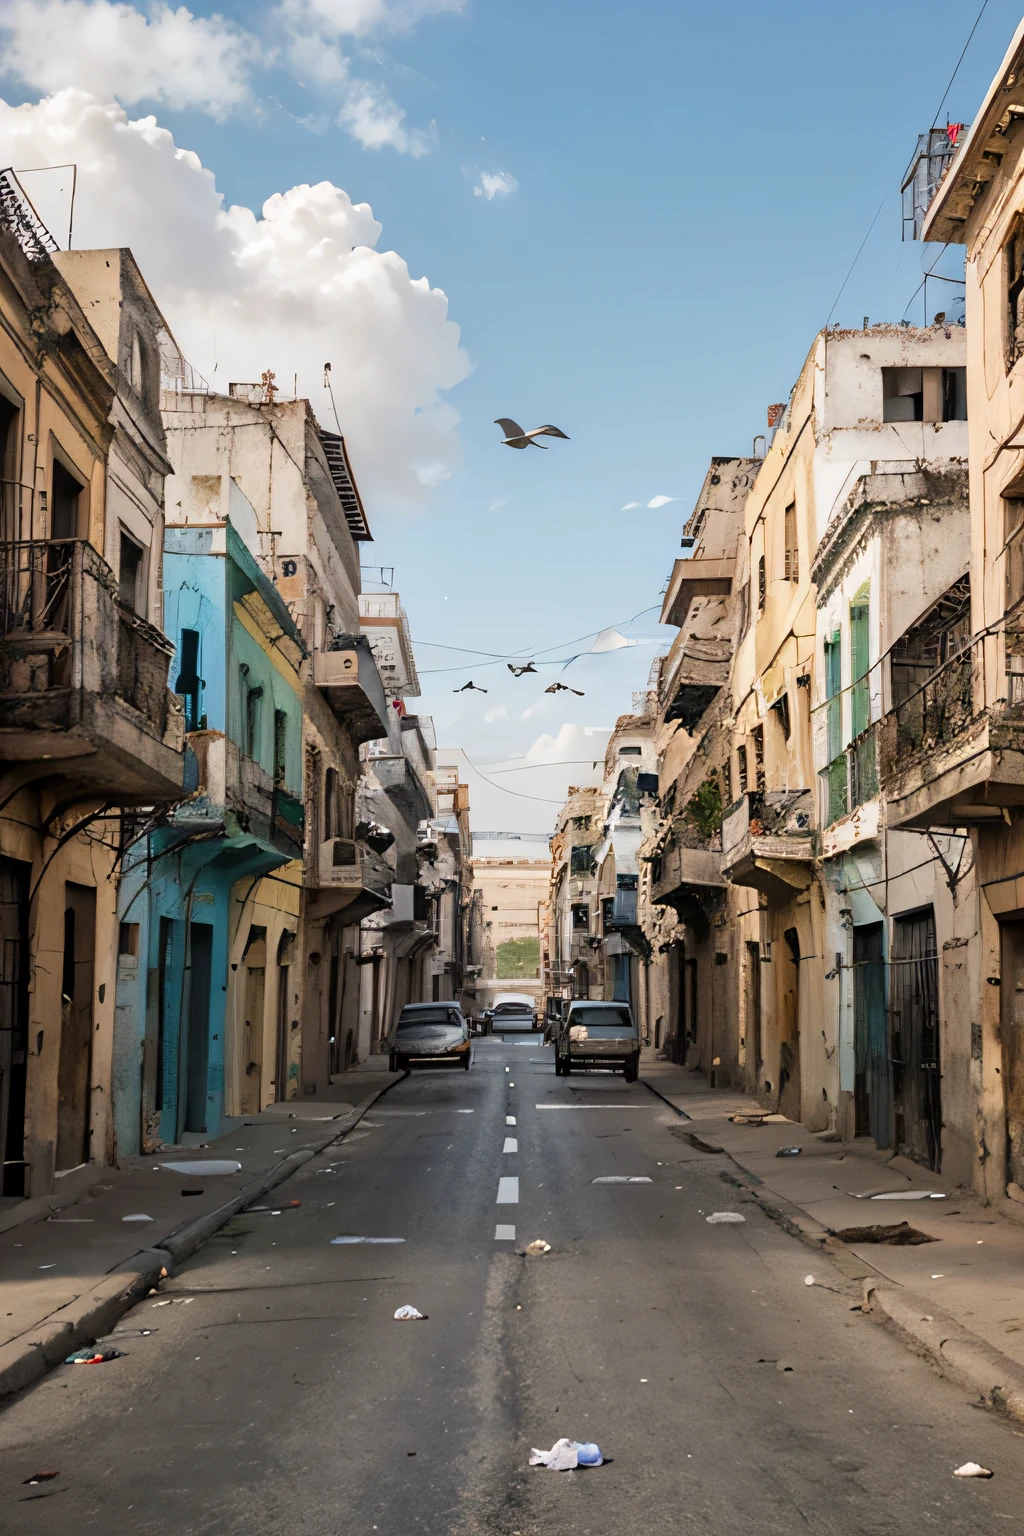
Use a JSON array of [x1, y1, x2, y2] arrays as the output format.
[[752, 725, 765, 792], [757, 554, 766, 611]]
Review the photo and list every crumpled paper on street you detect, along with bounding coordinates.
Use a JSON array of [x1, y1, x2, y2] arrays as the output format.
[[529, 1438, 603, 1470]]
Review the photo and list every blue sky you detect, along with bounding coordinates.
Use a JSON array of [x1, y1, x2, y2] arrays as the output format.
[[2, 0, 1019, 830]]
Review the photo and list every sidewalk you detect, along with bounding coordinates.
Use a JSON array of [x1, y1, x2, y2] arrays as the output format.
[[0, 1057, 401, 1401], [642, 1049, 1024, 1420]]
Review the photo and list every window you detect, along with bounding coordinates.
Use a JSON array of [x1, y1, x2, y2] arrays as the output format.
[[571, 903, 590, 931], [118, 922, 139, 957], [119, 530, 145, 613], [1009, 221, 1024, 366], [850, 587, 871, 738], [0, 393, 19, 492], [50, 459, 83, 539], [757, 554, 766, 612], [1008, 498, 1024, 611], [240, 666, 263, 760], [601, 896, 615, 931], [882, 367, 968, 422], [891, 575, 971, 703], [752, 725, 765, 792], [324, 767, 339, 839], [619, 746, 641, 756], [721, 756, 732, 804], [175, 628, 203, 731], [824, 631, 842, 762], [784, 503, 798, 582], [772, 692, 791, 741], [736, 744, 748, 794], [273, 709, 288, 786]]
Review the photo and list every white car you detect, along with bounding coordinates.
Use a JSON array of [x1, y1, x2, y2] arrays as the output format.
[[389, 1003, 471, 1071], [487, 993, 538, 1032], [555, 1001, 640, 1080]]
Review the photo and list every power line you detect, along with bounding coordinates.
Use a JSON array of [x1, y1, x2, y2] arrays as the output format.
[[415, 604, 662, 674], [825, 194, 888, 328], [459, 752, 570, 805], [931, 0, 991, 128]]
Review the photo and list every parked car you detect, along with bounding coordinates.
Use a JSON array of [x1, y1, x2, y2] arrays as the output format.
[[389, 1003, 471, 1072], [554, 1000, 639, 1080], [543, 995, 568, 1044], [486, 993, 539, 1032]]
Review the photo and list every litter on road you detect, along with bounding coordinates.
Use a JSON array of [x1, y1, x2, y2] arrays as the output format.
[[776, 1146, 802, 1157], [64, 1346, 125, 1365], [524, 1239, 551, 1254], [953, 1462, 993, 1478], [331, 1236, 405, 1244], [394, 1306, 427, 1321], [156, 1160, 242, 1176], [122, 1213, 154, 1223], [804, 1276, 815, 1285], [706, 1212, 745, 1224], [529, 1439, 603, 1470], [840, 1188, 947, 1200], [592, 1176, 653, 1184], [22, 1473, 59, 1484]]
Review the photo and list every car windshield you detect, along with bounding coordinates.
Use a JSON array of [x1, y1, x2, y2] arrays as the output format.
[[397, 1008, 461, 1032], [566, 1005, 635, 1036], [495, 1004, 531, 1013]]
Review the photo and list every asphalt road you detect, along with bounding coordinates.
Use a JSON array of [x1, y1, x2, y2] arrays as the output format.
[[3, 1034, 1024, 1535]]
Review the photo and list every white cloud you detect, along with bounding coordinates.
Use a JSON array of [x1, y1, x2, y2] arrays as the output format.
[[647, 494, 677, 508], [0, 0, 259, 116], [484, 705, 508, 723], [279, 0, 463, 37], [488, 498, 506, 512], [474, 170, 518, 200], [1, 91, 469, 506], [338, 81, 431, 155], [414, 461, 451, 488], [621, 500, 640, 510]]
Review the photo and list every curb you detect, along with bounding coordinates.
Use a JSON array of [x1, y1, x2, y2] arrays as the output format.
[[866, 1283, 1024, 1423], [653, 1113, 1024, 1423], [0, 1074, 403, 1405], [639, 1076, 692, 1119]]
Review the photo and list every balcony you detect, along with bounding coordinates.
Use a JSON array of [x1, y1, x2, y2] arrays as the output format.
[[660, 556, 735, 626], [721, 789, 814, 903], [875, 642, 1024, 827], [651, 839, 727, 910], [313, 634, 390, 746], [0, 538, 183, 800], [820, 725, 880, 854], [304, 834, 391, 923]]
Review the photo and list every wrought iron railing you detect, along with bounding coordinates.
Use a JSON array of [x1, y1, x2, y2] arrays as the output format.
[[878, 644, 974, 779]]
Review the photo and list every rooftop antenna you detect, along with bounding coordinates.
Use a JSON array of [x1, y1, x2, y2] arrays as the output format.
[[323, 361, 342, 433]]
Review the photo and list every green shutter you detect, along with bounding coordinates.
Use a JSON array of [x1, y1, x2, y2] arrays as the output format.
[[825, 632, 842, 763], [850, 588, 870, 740]]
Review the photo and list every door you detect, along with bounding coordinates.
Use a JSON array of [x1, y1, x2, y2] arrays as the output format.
[[56, 883, 96, 1171], [275, 965, 291, 1102], [241, 965, 265, 1116], [0, 857, 29, 1196], [1000, 919, 1024, 1188], [890, 909, 941, 1171], [854, 923, 891, 1148], [779, 928, 801, 1122], [182, 923, 212, 1134], [746, 940, 762, 1094]]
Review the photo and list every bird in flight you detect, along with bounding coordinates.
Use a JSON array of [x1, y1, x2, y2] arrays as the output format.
[[545, 682, 585, 696], [453, 680, 488, 693], [495, 418, 570, 450], [507, 662, 537, 677]]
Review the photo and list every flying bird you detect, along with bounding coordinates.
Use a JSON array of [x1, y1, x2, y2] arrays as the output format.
[[507, 662, 537, 677], [495, 418, 570, 450], [545, 682, 585, 696], [454, 681, 488, 693]]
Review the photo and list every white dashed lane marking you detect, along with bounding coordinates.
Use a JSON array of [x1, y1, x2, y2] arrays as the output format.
[[506, 1115, 516, 1126], [503, 1137, 518, 1154], [495, 1224, 516, 1241], [496, 1177, 519, 1204]]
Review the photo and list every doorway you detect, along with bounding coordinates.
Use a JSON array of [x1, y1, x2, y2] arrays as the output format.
[[275, 964, 291, 1102], [779, 928, 801, 1122], [56, 883, 96, 1171], [0, 857, 29, 1195], [891, 908, 941, 1171], [182, 923, 212, 1134], [745, 940, 762, 1093], [853, 923, 891, 1148], [241, 963, 265, 1116], [999, 919, 1024, 1189]]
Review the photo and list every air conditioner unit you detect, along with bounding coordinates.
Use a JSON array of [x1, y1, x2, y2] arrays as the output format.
[[319, 837, 362, 887]]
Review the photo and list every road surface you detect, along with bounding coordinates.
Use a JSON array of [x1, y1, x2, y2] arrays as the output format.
[[3, 1034, 1023, 1533]]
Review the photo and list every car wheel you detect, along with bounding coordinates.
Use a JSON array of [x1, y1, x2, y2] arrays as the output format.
[[389, 1052, 397, 1072], [463, 1051, 471, 1071], [623, 1054, 638, 1083]]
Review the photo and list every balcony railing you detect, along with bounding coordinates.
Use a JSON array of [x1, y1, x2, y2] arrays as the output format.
[[0, 481, 41, 544], [879, 645, 973, 766], [0, 538, 178, 750], [823, 725, 879, 825]]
